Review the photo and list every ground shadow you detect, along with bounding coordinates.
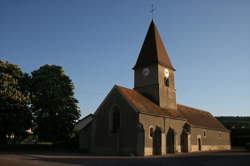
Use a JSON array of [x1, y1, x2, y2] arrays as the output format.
[[18, 150, 250, 166]]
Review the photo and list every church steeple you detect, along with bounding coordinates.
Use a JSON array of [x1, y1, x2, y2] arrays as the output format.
[[133, 20, 177, 111], [133, 20, 175, 71]]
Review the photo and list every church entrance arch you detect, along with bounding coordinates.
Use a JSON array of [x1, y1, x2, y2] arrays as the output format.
[[153, 126, 162, 155], [137, 123, 145, 155], [166, 128, 175, 153], [198, 138, 202, 151], [181, 131, 188, 152], [181, 123, 191, 152]]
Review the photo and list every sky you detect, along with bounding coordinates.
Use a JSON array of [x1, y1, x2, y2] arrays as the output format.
[[0, 0, 249, 117]]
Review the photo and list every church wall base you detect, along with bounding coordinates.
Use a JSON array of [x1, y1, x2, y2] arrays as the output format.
[[191, 145, 231, 152], [143, 145, 231, 156], [144, 147, 153, 156], [176, 145, 181, 152]]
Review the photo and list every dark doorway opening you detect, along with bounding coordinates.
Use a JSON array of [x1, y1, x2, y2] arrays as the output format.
[[181, 130, 189, 152], [112, 107, 120, 133], [166, 128, 175, 153], [181, 124, 190, 153], [153, 127, 162, 155], [111, 106, 121, 154], [137, 123, 145, 156], [198, 138, 202, 151]]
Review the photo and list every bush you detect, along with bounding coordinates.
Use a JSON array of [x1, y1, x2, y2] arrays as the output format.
[[245, 143, 250, 151], [231, 129, 250, 146]]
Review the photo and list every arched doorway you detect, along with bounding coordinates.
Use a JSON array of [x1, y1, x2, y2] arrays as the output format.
[[166, 128, 175, 153], [181, 123, 191, 152], [137, 123, 145, 156], [153, 126, 162, 155], [181, 131, 188, 152], [198, 138, 202, 151]]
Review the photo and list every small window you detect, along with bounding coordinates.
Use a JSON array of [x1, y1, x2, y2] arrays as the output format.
[[218, 132, 222, 138], [149, 127, 154, 138], [203, 131, 206, 137], [111, 106, 120, 133], [164, 77, 170, 87]]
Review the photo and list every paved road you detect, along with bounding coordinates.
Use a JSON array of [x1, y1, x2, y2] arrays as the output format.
[[0, 150, 250, 166]]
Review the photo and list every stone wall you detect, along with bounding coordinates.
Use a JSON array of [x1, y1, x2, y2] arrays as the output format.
[[139, 113, 231, 156], [190, 127, 231, 152], [191, 145, 231, 151], [158, 65, 177, 110], [139, 113, 186, 155], [79, 124, 92, 151], [134, 65, 160, 105], [81, 87, 231, 156], [90, 88, 138, 155]]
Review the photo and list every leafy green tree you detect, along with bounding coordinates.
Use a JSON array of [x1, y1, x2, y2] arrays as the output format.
[[0, 61, 32, 143], [30, 65, 80, 144]]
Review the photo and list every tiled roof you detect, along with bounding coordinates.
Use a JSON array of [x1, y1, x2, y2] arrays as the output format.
[[133, 20, 175, 70], [115, 85, 229, 132], [116, 85, 180, 119], [177, 104, 229, 132], [74, 114, 93, 131]]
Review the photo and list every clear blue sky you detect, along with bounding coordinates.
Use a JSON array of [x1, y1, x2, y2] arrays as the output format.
[[1, 0, 249, 117]]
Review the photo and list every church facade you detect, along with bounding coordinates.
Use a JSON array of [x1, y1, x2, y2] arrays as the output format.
[[78, 21, 231, 156]]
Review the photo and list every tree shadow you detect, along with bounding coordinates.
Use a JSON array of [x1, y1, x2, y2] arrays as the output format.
[[20, 151, 250, 166]]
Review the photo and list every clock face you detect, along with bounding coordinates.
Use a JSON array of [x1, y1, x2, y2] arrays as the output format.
[[142, 68, 150, 76], [164, 69, 169, 78]]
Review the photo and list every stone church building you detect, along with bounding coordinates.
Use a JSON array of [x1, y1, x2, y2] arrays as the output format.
[[78, 21, 231, 156]]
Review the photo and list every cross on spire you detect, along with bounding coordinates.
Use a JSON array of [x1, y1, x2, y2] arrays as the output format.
[[150, 4, 156, 19]]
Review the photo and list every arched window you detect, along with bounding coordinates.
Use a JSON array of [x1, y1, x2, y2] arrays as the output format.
[[112, 106, 120, 133], [203, 130, 206, 137], [167, 128, 175, 153], [164, 77, 170, 87], [149, 126, 154, 138]]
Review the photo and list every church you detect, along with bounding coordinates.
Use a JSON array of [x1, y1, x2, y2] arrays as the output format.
[[77, 20, 231, 156]]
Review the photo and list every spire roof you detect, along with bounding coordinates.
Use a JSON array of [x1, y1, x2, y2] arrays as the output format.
[[133, 20, 175, 70]]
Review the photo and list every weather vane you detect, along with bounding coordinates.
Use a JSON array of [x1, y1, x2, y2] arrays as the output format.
[[150, 3, 156, 19]]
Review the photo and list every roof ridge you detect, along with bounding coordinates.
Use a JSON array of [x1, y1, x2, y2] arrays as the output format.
[[177, 104, 210, 114], [114, 85, 141, 114], [115, 86, 184, 119], [152, 22, 159, 63], [153, 22, 175, 70], [113, 87, 228, 132]]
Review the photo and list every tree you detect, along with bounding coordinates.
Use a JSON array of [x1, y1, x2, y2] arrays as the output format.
[[30, 65, 80, 144], [0, 61, 32, 143]]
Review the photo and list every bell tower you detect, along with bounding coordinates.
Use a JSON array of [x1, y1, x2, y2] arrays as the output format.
[[133, 20, 177, 110]]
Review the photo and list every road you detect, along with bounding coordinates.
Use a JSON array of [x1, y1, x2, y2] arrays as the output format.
[[0, 150, 250, 166]]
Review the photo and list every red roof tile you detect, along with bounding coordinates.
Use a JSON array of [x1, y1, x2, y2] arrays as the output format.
[[115, 85, 229, 132], [116, 85, 180, 119], [177, 104, 229, 131]]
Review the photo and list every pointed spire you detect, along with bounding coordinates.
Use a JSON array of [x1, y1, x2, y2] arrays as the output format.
[[133, 20, 175, 71]]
